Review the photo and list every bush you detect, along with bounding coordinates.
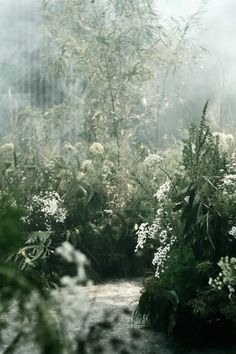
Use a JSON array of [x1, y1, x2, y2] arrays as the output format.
[[136, 105, 236, 347]]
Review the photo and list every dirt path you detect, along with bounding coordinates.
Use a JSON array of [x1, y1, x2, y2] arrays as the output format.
[[0, 279, 235, 354], [86, 279, 172, 354], [86, 279, 236, 354]]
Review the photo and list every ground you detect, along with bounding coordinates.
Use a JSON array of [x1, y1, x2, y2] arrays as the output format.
[[0, 279, 235, 354]]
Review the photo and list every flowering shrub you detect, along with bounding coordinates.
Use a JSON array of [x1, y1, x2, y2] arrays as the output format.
[[136, 110, 236, 346], [23, 191, 67, 230], [136, 180, 176, 277], [209, 257, 236, 298]]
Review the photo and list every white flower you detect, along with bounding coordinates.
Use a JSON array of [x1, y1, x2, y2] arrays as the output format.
[[143, 153, 163, 169], [0, 142, 14, 152], [56, 242, 88, 282], [152, 233, 177, 278], [135, 223, 150, 252], [25, 191, 67, 230], [77, 171, 85, 181], [229, 226, 236, 239], [209, 256, 236, 299], [52, 242, 90, 346], [223, 174, 236, 185], [89, 142, 104, 155], [56, 242, 74, 262], [51, 281, 90, 345], [81, 159, 93, 171], [154, 181, 171, 202], [135, 201, 175, 278], [60, 275, 76, 287], [135, 178, 174, 278], [64, 142, 77, 152], [184, 196, 190, 203]]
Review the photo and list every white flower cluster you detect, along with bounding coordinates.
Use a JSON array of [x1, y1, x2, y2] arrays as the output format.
[[209, 256, 236, 299], [135, 223, 149, 251], [51, 242, 90, 346], [219, 150, 236, 197], [222, 174, 236, 187], [143, 153, 163, 170], [81, 159, 93, 171], [51, 283, 89, 346], [64, 142, 77, 153], [229, 226, 236, 240], [0, 142, 14, 153], [105, 180, 132, 212], [152, 232, 176, 278], [154, 180, 171, 202], [221, 174, 236, 196], [24, 191, 67, 230], [135, 209, 165, 253], [89, 142, 104, 155], [135, 180, 176, 278]]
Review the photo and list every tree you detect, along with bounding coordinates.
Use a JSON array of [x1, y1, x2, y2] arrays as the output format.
[[42, 0, 197, 164]]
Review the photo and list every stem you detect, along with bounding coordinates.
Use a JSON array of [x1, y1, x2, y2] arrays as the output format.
[[92, 4, 121, 167]]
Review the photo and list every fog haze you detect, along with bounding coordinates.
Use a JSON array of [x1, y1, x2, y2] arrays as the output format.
[[0, 0, 236, 133]]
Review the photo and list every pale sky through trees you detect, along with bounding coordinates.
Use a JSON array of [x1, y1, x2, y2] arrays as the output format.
[[0, 0, 236, 130], [159, 0, 236, 84], [0, 0, 235, 89]]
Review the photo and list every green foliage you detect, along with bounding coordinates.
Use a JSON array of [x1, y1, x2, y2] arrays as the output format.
[[12, 231, 53, 271], [0, 197, 144, 353], [0, 191, 25, 254], [0, 194, 65, 354], [0, 0, 223, 352], [138, 277, 179, 334], [0, 0, 201, 283], [182, 101, 227, 183], [137, 109, 236, 346]]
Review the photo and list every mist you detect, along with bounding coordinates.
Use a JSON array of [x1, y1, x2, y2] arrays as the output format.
[[0, 0, 236, 134], [1, 2, 236, 351], [158, 0, 236, 131], [0, 0, 64, 135]]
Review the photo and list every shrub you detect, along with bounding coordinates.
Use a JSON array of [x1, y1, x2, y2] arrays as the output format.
[[136, 105, 236, 347]]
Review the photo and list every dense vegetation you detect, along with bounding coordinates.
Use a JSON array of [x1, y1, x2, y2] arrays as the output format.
[[136, 104, 236, 347], [0, 0, 235, 353]]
